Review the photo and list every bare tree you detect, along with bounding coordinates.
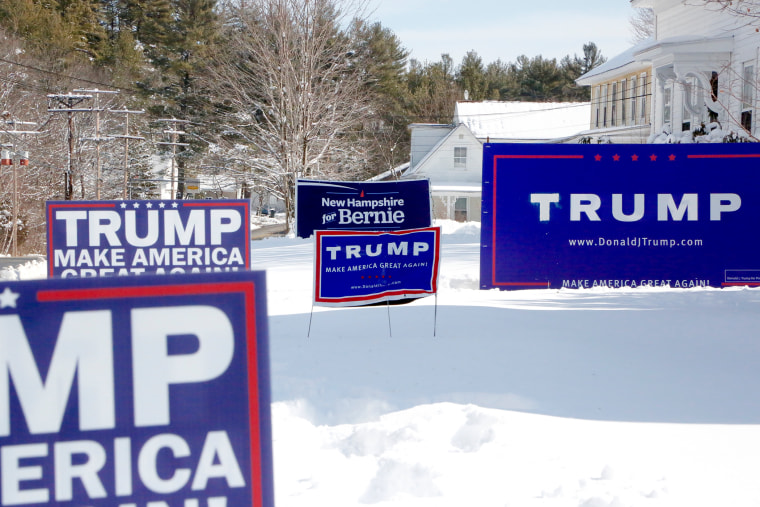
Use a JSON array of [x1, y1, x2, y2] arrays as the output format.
[[630, 7, 655, 43], [208, 0, 374, 230], [693, 0, 760, 20], [0, 27, 157, 253]]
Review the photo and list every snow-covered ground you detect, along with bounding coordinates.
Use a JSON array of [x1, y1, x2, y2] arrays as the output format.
[[5, 220, 760, 506]]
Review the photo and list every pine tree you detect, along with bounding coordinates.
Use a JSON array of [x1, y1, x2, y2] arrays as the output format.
[[456, 51, 488, 101], [513, 55, 564, 101], [407, 54, 461, 124], [58, 0, 108, 60], [350, 19, 411, 172]]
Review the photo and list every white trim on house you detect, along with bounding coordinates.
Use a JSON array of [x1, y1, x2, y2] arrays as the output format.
[[578, 1, 760, 142]]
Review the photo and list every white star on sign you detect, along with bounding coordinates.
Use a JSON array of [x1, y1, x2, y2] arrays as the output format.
[[171, 202, 179, 208], [120, 202, 127, 208], [146, 202, 153, 208], [0, 287, 20, 309], [159, 202, 166, 208], [133, 202, 140, 208]]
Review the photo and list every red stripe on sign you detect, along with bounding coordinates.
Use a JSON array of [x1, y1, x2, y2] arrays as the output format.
[[493, 282, 551, 287], [494, 155, 585, 159], [490, 154, 577, 287], [688, 154, 760, 159], [37, 281, 266, 507]]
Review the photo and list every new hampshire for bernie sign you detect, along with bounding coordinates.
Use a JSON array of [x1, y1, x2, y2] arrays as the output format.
[[295, 179, 432, 238], [480, 143, 760, 290], [0, 270, 273, 506], [47, 200, 251, 278]]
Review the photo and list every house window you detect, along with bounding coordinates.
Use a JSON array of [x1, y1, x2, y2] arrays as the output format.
[[620, 80, 627, 125], [663, 85, 672, 126], [631, 76, 637, 123], [594, 86, 601, 128], [710, 71, 719, 102], [454, 197, 468, 222], [454, 147, 467, 168], [602, 84, 608, 127], [611, 82, 617, 126], [640, 72, 647, 122], [742, 63, 755, 134]]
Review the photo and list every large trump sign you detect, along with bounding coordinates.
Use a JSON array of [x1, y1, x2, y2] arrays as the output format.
[[47, 200, 251, 278], [0, 271, 273, 506], [314, 227, 441, 306], [295, 179, 432, 238], [481, 143, 760, 290]]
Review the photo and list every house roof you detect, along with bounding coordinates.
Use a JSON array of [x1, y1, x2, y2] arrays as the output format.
[[453, 101, 591, 141], [405, 123, 479, 177], [576, 35, 733, 85]]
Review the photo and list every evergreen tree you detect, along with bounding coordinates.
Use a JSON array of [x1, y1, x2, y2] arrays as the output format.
[[559, 42, 606, 101], [514, 55, 564, 100], [456, 50, 488, 101], [122, 0, 173, 53], [129, 0, 220, 196], [59, 0, 108, 60], [349, 19, 411, 171], [484, 59, 514, 101], [0, 0, 77, 61], [407, 54, 461, 123]]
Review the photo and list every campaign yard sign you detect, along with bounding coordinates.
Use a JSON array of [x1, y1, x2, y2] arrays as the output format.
[[481, 143, 760, 290], [47, 200, 251, 278], [295, 179, 432, 238], [0, 271, 273, 507], [314, 227, 441, 306]]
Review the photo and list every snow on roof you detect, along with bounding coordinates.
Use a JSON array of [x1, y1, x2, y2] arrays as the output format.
[[453, 101, 591, 140], [430, 184, 481, 194]]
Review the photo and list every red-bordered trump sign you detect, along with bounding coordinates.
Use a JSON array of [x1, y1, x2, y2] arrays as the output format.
[[481, 143, 760, 290], [314, 227, 441, 306], [46, 200, 251, 278], [0, 271, 273, 506]]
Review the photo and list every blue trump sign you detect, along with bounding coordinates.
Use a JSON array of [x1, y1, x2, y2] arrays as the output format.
[[481, 143, 760, 290], [0, 271, 273, 507], [47, 200, 251, 278], [314, 227, 441, 306], [295, 179, 432, 238]]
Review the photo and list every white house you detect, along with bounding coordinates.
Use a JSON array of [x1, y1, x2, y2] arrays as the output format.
[[574, 39, 654, 143], [400, 101, 591, 221], [577, 0, 760, 143], [403, 123, 483, 222]]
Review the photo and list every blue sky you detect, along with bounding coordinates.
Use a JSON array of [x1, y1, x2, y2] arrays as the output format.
[[368, 0, 638, 67]]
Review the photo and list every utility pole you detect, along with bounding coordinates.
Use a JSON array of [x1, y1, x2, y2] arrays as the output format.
[[1, 117, 40, 256], [74, 89, 119, 199], [156, 119, 190, 199], [47, 93, 93, 200], [110, 109, 145, 199]]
